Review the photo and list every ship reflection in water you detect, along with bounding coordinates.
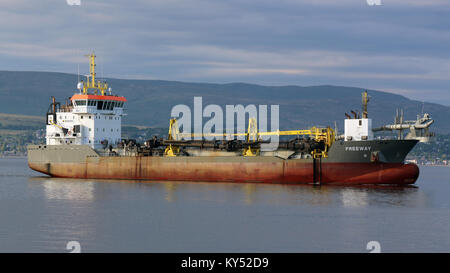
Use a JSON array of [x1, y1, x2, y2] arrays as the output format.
[[161, 181, 425, 208], [41, 179, 95, 201], [29, 177, 425, 208]]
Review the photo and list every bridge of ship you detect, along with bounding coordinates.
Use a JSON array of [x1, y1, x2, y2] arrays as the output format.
[[70, 94, 126, 112]]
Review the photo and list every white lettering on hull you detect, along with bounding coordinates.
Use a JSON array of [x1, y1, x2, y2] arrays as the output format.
[[345, 146, 372, 152]]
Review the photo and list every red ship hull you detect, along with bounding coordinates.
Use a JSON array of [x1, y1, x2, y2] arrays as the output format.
[[28, 157, 420, 185]]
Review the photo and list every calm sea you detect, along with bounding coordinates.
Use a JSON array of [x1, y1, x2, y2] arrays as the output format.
[[0, 157, 449, 253]]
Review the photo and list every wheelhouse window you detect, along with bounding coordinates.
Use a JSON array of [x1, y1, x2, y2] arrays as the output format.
[[103, 101, 113, 110], [93, 100, 124, 110], [97, 101, 103, 110], [76, 100, 87, 106]]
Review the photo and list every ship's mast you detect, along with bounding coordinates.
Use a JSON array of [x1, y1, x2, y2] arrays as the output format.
[[362, 90, 369, 118], [81, 53, 108, 96], [89, 53, 96, 88]]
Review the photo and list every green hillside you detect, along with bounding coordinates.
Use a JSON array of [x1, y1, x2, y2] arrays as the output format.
[[1, 70, 449, 133], [0, 113, 44, 130]]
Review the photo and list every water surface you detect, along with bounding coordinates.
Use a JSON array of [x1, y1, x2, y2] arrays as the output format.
[[0, 157, 449, 252]]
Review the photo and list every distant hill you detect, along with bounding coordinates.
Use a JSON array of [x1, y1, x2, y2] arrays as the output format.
[[0, 113, 44, 130], [1, 70, 449, 133]]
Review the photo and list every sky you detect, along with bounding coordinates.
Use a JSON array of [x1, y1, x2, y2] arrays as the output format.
[[0, 0, 449, 105]]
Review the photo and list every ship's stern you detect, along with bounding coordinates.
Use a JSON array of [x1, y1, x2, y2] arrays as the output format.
[[27, 144, 99, 177]]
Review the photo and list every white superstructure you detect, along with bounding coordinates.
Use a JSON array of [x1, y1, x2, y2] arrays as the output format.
[[343, 90, 373, 141], [344, 118, 373, 141], [45, 54, 127, 149]]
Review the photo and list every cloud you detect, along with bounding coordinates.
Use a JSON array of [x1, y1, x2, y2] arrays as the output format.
[[0, 42, 85, 63], [0, 0, 449, 105], [137, 45, 450, 81]]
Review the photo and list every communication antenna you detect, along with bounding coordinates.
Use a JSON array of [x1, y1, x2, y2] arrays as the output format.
[[76, 64, 84, 93]]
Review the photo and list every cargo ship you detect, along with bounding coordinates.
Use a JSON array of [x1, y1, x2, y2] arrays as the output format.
[[27, 54, 420, 185]]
